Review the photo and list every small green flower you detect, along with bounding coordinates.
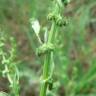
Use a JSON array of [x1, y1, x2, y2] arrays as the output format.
[[48, 78, 54, 90], [47, 13, 56, 21]]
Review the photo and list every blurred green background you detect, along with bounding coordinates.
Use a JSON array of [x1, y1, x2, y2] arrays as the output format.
[[0, 0, 96, 96]]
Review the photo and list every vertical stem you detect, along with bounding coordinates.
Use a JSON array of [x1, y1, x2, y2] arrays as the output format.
[[39, 0, 70, 96], [40, 53, 50, 96], [48, 22, 55, 43], [40, 23, 55, 96]]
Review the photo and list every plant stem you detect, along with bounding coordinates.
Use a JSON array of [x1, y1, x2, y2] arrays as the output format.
[[39, 0, 68, 95], [40, 53, 50, 96], [48, 22, 55, 43], [40, 22, 55, 96]]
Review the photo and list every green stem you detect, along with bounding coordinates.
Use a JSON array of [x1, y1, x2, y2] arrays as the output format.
[[39, 1, 63, 95], [40, 53, 50, 96], [40, 23, 55, 96], [39, 0, 69, 95], [48, 22, 55, 43]]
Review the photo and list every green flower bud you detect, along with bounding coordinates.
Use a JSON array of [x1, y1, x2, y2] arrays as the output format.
[[48, 78, 54, 90], [62, 19, 68, 26], [56, 18, 62, 26], [36, 43, 54, 56], [62, 0, 70, 6], [55, 16, 68, 27], [47, 13, 56, 21]]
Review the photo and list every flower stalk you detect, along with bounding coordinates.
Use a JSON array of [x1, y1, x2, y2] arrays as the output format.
[[31, 0, 70, 96]]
